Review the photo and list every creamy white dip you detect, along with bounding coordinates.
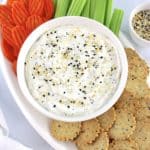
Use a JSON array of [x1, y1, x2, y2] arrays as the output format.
[[25, 25, 121, 117]]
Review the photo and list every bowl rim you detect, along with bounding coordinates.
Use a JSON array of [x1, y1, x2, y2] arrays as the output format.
[[17, 16, 128, 122], [129, 1, 150, 44]]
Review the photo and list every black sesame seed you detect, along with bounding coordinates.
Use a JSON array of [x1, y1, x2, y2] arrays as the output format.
[[53, 105, 56, 108], [67, 105, 70, 108], [83, 97, 87, 99], [44, 79, 48, 82], [52, 44, 57, 47], [42, 94, 45, 97], [82, 90, 86, 94], [81, 102, 84, 105]]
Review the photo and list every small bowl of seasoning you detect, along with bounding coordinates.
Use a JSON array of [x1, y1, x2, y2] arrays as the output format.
[[129, 1, 150, 47]]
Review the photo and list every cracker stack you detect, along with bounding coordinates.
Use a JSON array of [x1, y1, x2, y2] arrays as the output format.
[[50, 48, 150, 150]]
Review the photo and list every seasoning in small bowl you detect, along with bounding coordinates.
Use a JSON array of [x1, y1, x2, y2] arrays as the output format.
[[129, 1, 150, 47], [132, 10, 150, 41]]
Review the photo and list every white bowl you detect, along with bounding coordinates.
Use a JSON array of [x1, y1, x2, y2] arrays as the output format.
[[17, 16, 128, 122], [129, 1, 150, 47]]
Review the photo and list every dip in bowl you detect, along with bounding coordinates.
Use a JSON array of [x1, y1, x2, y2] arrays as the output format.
[[17, 17, 128, 122]]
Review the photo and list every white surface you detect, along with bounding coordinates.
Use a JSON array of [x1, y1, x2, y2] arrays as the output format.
[[0, 108, 32, 150], [0, 0, 149, 150], [17, 16, 128, 122]]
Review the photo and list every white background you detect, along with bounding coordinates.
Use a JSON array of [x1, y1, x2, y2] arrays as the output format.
[[0, 0, 149, 149]]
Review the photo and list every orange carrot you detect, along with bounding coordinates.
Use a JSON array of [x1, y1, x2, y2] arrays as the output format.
[[12, 59, 17, 74], [12, 25, 28, 48], [1, 24, 15, 47], [0, 5, 14, 25], [12, 1, 29, 25], [1, 39, 16, 62], [43, 0, 54, 20], [29, 0, 44, 16], [26, 15, 43, 33]]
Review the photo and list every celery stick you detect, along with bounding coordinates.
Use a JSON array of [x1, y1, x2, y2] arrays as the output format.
[[53, 0, 57, 8], [55, 0, 71, 18], [110, 9, 124, 36], [90, 0, 96, 18], [105, 0, 113, 27], [82, 0, 91, 17], [67, 0, 87, 16], [93, 0, 107, 24]]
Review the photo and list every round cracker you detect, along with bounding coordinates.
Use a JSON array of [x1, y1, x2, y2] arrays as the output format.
[[109, 109, 136, 140], [76, 132, 109, 150], [130, 121, 150, 150], [50, 120, 81, 141], [76, 119, 101, 144], [109, 140, 139, 150], [139, 98, 150, 107], [97, 107, 116, 131], [125, 48, 150, 99], [126, 78, 150, 99], [125, 48, 149, 80], [135, 98, 150, 121], [136, 107, 150, 121], [115, 90, 140, 115]]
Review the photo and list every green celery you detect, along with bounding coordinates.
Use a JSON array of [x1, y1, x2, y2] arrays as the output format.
[[110, 9, 124, 36], [93, 0, 107, 24], [105, 0, 113, 27], [67, 0, 87, 16], [53, 0, 57, 8], [82, 0, 91, 17], [90, 0, 96, 18], [55, 0, 71, 18]]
